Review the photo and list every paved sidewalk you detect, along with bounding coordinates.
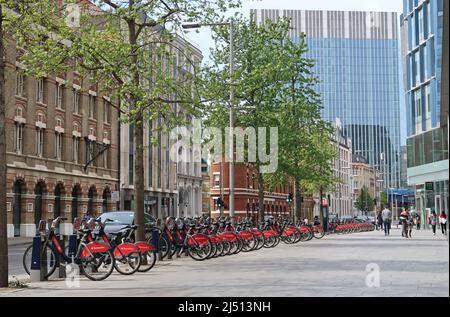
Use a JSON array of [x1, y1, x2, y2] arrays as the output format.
[[1, 229, 448, 297]]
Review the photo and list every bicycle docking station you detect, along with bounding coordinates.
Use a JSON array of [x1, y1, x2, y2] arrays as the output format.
[[56, 221, 74, 279], [30, 220, 48, 282], [29, 218, 77, 282]]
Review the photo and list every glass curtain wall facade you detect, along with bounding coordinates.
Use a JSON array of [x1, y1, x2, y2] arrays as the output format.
[[252, 9, 402, 190], [401, 0, 448, 218]]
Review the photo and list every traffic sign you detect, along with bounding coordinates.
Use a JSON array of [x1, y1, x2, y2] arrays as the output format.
[[425, 182, 434, 191]]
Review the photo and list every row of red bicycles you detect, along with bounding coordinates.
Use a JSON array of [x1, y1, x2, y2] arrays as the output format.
[[23, 217, 156, 281], [155, 216, 327, 262], [326, 218, 376, 234], [22, 214, 375, 281]]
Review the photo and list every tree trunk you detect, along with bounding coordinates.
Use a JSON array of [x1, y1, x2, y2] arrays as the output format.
[[294, 178, 301, 222], [128, 3, 145, 242], [0, 4, 9, 287], [257, 171, 265, 222]]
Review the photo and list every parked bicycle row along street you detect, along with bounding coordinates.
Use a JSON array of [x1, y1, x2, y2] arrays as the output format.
[[17, 214, 376, 283]]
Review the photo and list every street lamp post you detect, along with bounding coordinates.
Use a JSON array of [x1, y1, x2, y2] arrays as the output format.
[[182, 20, 235, 221]]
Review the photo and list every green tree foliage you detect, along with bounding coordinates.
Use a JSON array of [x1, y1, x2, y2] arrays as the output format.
[[354, 186, 374, 212], [202, 16, 336, 220], [2, 0, 240, 240]]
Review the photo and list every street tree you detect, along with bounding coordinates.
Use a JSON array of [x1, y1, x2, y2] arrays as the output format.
[[265, 31, 337, 221], [202, 17, 295, 221], [354, 186, 374, 214], [2, 0, 240, 241]]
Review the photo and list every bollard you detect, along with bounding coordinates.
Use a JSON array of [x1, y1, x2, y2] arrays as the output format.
[[30, 236, 46, 282], [151, 229, 162, 261], [67, 234, 78, 258], [58, 235, 66, 278]]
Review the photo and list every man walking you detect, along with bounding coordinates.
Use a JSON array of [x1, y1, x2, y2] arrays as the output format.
[[382, 205, 392, 236]]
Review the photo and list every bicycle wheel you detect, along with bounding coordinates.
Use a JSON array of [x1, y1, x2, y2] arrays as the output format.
[[137, 250, 156, 272], [313, 228, 325, 239], [186, 235, 212, 261], [157, 234, 171, 260], [233, 238, 243, 254], [114, 250, 141, 275], [78, 245, 115, 281], [22, 243, 58, 278], [241, 234, 257, 252], [220, 241, 230, 256], [207, 242, 217, 259], [214, 241, 223, 257], [254, 232, 265, 250]]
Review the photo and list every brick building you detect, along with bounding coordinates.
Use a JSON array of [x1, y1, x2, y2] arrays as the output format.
[[209, 162, 314, 221], [5, 40, 120, 237]]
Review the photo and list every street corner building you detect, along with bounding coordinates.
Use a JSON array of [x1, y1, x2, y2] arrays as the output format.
[[209, 162, 315, 221], [4, 38, 120, 237]]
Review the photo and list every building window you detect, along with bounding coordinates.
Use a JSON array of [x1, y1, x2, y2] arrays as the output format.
[[89, 95, 95, 119], [55, 132, 63, 160], [418, 8, 424, 42], [73, 89, 80, 114], [36, 78, 44, 103], [213, 174, 220, 187], [16, 71, 26, 97], [15, 123, 24, 154], [36, 128, 44, 157], [103, 99, 110, 123], [103, 148, 108, 169], [56, 83, 64, 109], [414, 89, 422, 132], [424, 84, 431, 130], [73, 137, 80, 163]]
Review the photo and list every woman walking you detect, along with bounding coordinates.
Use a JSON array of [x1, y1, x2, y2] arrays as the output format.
[[429, 211, 438, 236], [439, 211, 447, 236]]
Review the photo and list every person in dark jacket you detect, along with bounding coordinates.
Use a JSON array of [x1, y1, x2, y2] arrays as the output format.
[[377, 211, 383, 231]]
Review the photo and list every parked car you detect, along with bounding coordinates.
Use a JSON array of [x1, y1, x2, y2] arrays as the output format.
[[96, 211, 157, 239]]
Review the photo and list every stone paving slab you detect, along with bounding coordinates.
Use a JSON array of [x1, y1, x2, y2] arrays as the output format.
[[1, 229, 448, 297]]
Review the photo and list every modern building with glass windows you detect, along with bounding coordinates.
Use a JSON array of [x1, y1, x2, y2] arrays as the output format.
[[400, 0, 448, 216], [252, 9, 402, 194]]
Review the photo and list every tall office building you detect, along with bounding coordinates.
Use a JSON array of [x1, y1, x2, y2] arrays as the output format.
[[252, 9, 402, 192], [400, 0, 448, 215]]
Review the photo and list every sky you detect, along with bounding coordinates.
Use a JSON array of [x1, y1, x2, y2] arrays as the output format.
[[182, 0, 407, 145], [184, 0, 404, 56]]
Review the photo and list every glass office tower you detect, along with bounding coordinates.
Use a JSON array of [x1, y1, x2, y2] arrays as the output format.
[[252, 9, 402, 190], [400, 0, 448, 216]]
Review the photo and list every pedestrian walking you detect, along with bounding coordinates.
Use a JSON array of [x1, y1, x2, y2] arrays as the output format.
[[377, 211, 383, 231], [381, 205, 392, 236], [400, 209, 411, 238], [415, 214, 421, 230], [429, 211, 437, 235], [439, 211, 447, 236]]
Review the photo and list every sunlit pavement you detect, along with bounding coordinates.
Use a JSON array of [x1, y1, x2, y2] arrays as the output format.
[[1, 228, 448, 297]]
